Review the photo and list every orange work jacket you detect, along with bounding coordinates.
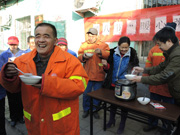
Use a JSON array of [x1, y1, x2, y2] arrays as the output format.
[[145, 45, 171, 97], [78, 39, 110, 81], [1, 46, 89, 135]]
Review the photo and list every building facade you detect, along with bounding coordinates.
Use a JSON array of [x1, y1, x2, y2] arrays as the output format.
[[0, 0, 179, 62]]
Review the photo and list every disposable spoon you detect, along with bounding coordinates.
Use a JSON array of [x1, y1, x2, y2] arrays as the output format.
[[15, 67, 32, 77], [131, 69, 135, 75], [142, 93, 146, 101]]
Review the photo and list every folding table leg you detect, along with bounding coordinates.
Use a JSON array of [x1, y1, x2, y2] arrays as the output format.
[[90, 97, 93, 135], [103, 102, 107, 131]]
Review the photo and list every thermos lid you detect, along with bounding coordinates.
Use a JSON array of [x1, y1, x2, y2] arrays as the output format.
[[116, 79, 135, 85]]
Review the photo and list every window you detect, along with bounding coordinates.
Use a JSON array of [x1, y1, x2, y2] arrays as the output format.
[[15, 16, 31, 50], [135, 41, 155, 62], [143, 0, 180, 8], [141, 41, 154, 57], [43, 20, 66, 39]]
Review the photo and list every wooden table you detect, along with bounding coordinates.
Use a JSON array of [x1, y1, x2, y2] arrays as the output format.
[[87, 88, 180, 135]]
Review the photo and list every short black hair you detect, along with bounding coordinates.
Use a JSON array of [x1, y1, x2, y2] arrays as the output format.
[[27, 35, 35, 43], [118, 36, 130, 46], [153, 27, 177, 44], [35, 23, 57, 38]]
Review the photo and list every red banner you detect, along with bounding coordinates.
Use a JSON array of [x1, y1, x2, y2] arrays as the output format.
[[84, 5, 180, 42]]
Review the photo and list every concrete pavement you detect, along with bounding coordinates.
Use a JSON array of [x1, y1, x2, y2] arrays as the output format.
[[5, 97, 27, 135]]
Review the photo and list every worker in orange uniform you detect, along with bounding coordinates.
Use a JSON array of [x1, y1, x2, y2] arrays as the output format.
[[0, 23, 89, 135], [143, 44, 174, 132], [78, 27, 110, 119]]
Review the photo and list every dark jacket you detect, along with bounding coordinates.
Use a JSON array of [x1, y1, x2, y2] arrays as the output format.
[[103, 47, 139, 89], [142, 42, 180, 105]]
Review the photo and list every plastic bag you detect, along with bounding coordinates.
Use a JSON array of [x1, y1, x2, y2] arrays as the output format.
[[150, 102, 166, 110]]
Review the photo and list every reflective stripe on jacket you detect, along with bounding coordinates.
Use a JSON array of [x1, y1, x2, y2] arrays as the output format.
[[78, 39, 110, 81], [1, 46, 89, 135], [145, 45, 171, 97]]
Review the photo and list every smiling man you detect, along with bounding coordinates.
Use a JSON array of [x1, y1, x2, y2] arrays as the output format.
[[0, 23, 89, 135]]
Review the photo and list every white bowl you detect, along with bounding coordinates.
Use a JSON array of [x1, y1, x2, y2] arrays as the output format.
[[125, 74, 136, 80], [137, 97, 150, 105], [19, 75, 42, 85], [85, 53, 94, 57], [9, 57, 16, 62]]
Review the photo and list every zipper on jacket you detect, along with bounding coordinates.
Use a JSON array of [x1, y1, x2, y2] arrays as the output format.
[[116, 57, 122, 81]]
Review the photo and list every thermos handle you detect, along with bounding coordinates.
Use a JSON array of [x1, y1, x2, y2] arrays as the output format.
[[120, 85, 123, 96]]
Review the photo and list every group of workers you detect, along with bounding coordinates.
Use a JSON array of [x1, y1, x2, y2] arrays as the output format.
[[0, 21, 180, 135]]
